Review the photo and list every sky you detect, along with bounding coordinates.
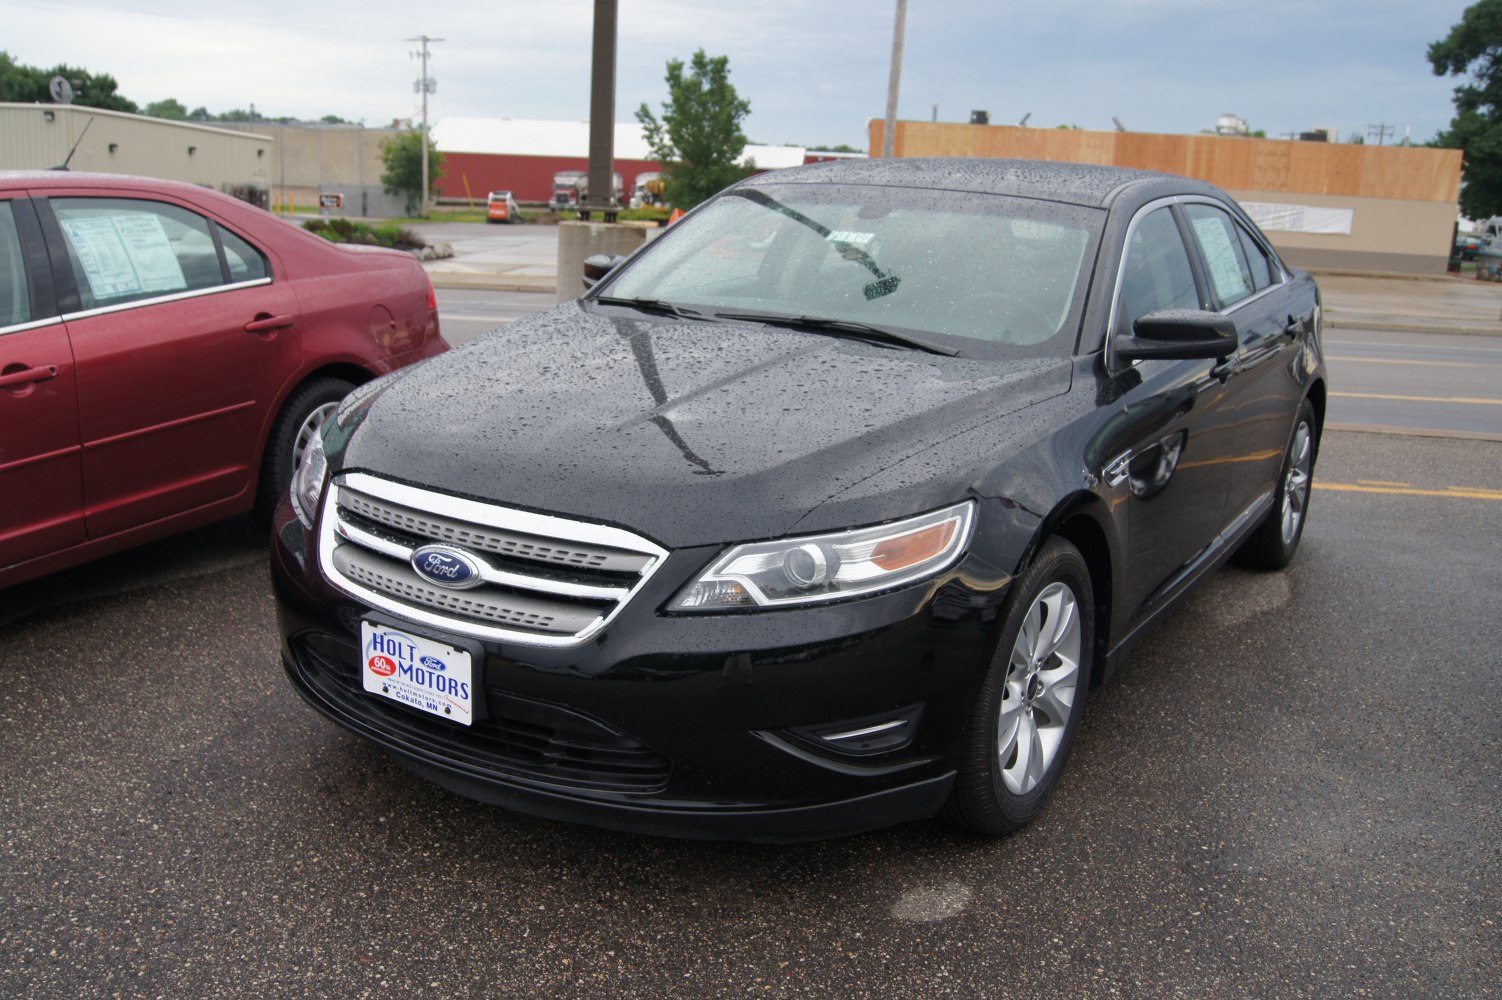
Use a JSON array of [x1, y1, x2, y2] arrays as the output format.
[[4, 0, 1478, 150]]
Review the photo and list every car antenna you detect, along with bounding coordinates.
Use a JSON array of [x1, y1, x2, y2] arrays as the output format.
[[49, 117, 95, 171]]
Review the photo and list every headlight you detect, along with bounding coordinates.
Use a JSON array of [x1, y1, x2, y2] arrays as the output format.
[[291, 428, 328, 529], [669, 501, 975, 611]]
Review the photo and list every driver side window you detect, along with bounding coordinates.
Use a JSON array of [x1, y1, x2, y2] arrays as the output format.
[[1118, 207, 1200, 333]]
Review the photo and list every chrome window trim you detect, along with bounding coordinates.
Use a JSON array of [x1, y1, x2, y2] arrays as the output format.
[[0, 315, 65, 337], [59, 276, 272, 322], [1176, 199, 1288, 310], [318, 472, 670, 647], [1105, 196, 1197, 362], [1105, 194, 1287, 365]]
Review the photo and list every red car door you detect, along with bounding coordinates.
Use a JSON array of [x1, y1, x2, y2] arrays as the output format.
[[0, 197, 84, 568], [40, 194, 301, 538]]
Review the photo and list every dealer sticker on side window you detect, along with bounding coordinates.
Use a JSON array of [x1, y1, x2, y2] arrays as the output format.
[[360, 622, 474, 726]]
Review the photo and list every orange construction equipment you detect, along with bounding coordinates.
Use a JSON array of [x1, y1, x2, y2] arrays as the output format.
[[667, 208, 685, 225]]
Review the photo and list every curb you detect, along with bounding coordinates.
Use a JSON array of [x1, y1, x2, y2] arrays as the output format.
[[426, 271, 557, 293]]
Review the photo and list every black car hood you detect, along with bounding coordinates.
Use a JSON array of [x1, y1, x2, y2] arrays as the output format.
[[336, 303, 1070, 547]]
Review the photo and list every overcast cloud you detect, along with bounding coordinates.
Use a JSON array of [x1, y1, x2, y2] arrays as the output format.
[[5, 0, 1474, 149]]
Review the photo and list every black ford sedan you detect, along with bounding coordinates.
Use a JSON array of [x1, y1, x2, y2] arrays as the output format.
[[272, 158, 1324, 841]]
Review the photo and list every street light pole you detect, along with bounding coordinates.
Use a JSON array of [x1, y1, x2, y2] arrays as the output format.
[[881, 0, 907, 158], [407, 34, 444, 217]]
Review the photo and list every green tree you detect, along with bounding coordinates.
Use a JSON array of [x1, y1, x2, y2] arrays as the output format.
[[0, 51, 136, 112], [380, 130, 444, 215], [144, 97, 189, 120], [635, 50, 753, 210], [1430, 0, 1502, 218]]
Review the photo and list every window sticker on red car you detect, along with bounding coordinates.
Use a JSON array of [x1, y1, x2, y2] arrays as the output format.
[[60, 214, 187, 299]]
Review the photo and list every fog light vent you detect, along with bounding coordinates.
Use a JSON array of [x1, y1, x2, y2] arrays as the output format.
[[791, 705, 924, 757]]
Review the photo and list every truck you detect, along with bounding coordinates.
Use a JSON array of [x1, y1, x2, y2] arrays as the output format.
[[630, 171, 666, 208], [550, 170, 624, 211]]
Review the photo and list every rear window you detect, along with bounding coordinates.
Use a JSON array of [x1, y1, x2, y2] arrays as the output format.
[[52, 198, 220, 309]]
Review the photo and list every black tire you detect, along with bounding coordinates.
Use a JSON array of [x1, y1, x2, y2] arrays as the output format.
[[944, 537, 1094, 835], [1234, 399, 1317, 570], [253, 377, 354, 527]]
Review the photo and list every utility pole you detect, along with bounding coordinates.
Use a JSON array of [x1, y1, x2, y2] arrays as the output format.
[[583, 0, 619, 221], [408, 34, 443, 217], [1367, 121, 1394, 146], [881, 0, 907, 158]]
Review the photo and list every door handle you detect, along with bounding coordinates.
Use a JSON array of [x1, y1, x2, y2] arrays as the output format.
[[0, 364, 59, 390], [1284, 316, 1303, 338], [244, 314, 295, 334]]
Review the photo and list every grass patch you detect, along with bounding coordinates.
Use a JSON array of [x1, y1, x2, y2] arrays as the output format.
[[302, 217, 426, 250]]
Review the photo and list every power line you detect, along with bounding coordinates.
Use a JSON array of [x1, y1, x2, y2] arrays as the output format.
[[1367, 122, 1394, 146]]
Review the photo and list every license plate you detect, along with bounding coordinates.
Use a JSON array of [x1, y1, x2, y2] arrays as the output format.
[[360, 621, 474, 726]]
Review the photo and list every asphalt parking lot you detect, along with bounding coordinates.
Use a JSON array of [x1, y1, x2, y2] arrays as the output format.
[[4, 223, 1501, 996], [1, 427, 1498, 998]]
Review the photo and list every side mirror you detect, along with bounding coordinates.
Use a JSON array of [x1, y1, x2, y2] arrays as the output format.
[[1116, 309, 1238, 361], [582, 253, 626, 289]]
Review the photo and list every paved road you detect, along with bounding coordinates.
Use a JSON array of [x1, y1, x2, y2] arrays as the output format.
[[435, 288, 554, 345], [2, 430, 1498, 998], [5, 267, 1500, 995], [1325, 329, 1502, 440]]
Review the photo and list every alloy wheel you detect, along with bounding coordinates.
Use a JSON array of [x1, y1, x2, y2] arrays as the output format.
[[293, 401, 338, 474], [1280, 420, 1313, 544], [997, 581, 1083, 795]]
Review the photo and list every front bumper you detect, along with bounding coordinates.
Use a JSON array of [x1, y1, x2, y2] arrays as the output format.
[[272, 500, 1014, 842]]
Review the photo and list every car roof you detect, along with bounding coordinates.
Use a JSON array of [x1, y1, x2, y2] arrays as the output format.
[[740, 157, 1222, 211], [0, 169, 225, 195]]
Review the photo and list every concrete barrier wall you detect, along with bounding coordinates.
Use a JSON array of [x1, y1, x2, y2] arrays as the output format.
[[556, 222, 652, 303]]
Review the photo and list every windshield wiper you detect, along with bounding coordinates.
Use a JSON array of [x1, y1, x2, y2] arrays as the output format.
[[711, 310, 960, 357], [593, 296, 710, 321]]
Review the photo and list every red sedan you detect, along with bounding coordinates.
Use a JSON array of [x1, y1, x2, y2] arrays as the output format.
[[0, 171, 448, 588]]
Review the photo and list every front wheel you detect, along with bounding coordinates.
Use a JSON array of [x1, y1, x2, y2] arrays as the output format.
[[1234, 399, 1317, 570], [253, 377, 355, 526], [944, 537, 1094, 835]]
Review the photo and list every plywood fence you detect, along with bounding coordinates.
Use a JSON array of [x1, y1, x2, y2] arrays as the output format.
[[870, 121, 1462, 204]]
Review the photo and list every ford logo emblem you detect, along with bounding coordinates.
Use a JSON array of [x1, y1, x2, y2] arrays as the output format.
[[410, 545, 485, 590]]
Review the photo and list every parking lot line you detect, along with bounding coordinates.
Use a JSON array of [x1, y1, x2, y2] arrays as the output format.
[[1329, 391, 1502, 406], [1316, 482, 1502, 501], [1324, 356, 1476, 368]]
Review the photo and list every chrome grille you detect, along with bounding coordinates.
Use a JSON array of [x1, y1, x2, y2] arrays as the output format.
[[340, 489, 650, 572], [319, 473, 668, 646]]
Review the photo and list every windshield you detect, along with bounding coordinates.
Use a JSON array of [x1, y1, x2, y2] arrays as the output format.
[[601, 182, 1102, 357]]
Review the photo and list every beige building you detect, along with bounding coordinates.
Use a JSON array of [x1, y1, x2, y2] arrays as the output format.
[[870, 120, 1464, 276], [0, 104, 414, 218], [1, 102, 271, 200], [219, 122, 407, 217]]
